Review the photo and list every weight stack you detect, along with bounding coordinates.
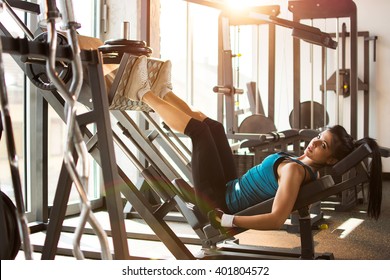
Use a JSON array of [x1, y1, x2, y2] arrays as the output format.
[[233, 152, 255, 177]]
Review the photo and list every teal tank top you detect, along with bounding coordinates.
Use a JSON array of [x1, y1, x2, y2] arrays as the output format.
[[225, 152, 317, 213]]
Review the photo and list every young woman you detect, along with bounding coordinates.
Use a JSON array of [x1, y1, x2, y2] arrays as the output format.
[[120, 55, 383, 230]]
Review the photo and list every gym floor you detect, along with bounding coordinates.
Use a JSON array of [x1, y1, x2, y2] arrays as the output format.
[[17, 180, 390, 260]]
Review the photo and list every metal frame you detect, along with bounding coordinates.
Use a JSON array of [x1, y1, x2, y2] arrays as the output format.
[[200, 143, 373, 260], [1, 0, 200, 260], [289, 0, 359, 138], [36, 50, 130, 259], [216, 6, 279, 136], [3, 0, 385, 261], [289, 0, 378, 211], [0, 1, 130, 258], [209, 1, 338, 138], [321, 30, 377, 138]]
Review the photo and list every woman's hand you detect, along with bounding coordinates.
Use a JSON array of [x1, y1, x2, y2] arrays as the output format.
[[208, 209, 224, 229], [208, 209, 235, 228]]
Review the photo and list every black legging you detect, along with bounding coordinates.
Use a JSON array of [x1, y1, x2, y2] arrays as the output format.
[[184, 117, 237, 214]]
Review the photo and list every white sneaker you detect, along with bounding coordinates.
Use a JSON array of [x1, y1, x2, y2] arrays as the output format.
[[151, 60, 173, 98], [124, 55, 151, 101]]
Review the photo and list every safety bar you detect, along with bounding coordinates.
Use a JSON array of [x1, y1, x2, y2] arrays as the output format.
[[299, 129, 320, 139], [268, 15, 338, 49], [213, 85, 244, 95], [4, 0, 40, 14], [239, 129, 299, 148], [0, 36, 73, 60]]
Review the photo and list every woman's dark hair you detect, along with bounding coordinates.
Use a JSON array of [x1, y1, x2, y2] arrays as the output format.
[[328, 125, 383, 220]]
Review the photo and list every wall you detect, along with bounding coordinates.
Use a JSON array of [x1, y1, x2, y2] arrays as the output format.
[[102, 0, 160, 55], [102, 0, 138, 42], [352, 0, 390, 172]]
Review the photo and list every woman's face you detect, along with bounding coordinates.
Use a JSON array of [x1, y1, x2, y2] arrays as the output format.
[[304, 130, 337, 166]]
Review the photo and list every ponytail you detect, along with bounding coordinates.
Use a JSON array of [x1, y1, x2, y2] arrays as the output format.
[[327, 125, 383, 220], [355, 138, 383, 220]]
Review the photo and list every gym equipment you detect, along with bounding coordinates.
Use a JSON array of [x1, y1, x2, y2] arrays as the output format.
[[289, 0, 363, 138], [42, 0, 111, 260], [198, 0, 337, 140], [5, 22, 199, 259], [24, 32, 73, 90], [38, 46, 129, 259], [99, 38, 152, 64], [196, 143, 376, 259], [239, 129, 323, 233], [289, 0, 378, 211], [2, 0, 387, 260], [69, 2, 388, 260], [0, 191, 21, 260], [214, 4, 279, 136], [1, 0, 119, 259], [288, 101, 329, 130], [235, 83, 276, 135], [320, 24, 377, 137], [90, 66, 388, 259], [33, 37, 199, 258], [106, 54, 203, 248], [240, 129, 302, 151], [238, 114, 277, 135], [0, 25, 33, 259], [186, 1, 340, 237], [99, 20, 152, 64]]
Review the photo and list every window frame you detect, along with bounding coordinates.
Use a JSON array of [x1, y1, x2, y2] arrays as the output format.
[[0, 0, 104, 222]]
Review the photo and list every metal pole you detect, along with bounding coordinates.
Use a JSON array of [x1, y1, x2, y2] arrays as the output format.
[[0, 30, 33, 261], [44, 0, 112, 260], [335, 18, 340, 126]]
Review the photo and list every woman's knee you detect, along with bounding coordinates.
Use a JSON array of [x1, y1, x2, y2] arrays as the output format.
[[184, 118, 211, 139], [203, 118, 225, 133]]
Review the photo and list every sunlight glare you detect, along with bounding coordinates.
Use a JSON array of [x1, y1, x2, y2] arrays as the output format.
[[225, 0, 266, 10], [336, 218, 364, 239]]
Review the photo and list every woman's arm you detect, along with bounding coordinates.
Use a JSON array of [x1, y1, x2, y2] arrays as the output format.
[[232, 162, 306, 230]]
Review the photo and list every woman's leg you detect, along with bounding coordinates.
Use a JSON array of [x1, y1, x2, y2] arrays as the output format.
[[142, 91, 191, 133], [146, 90, 237, 183], [159, 91, 237, 183], [184, 118, 229, 213], [162, 91, 208, 122], [142, 93, 229, 213], [202, 118, 238, 182], [132, 58, 233, 212]]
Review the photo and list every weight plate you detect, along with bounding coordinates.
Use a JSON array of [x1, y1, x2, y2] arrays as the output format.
[[0, 191, 21, 260], [103, 39, 147, 47], [25, 32, 72, 91]]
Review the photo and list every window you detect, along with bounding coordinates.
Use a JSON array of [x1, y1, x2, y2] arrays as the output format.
[[160, 0, 220, 119], [159, 0, 267, 126], [0, 0, 101, 221], [0, 8, 26, 206], [44, 0, 101, 210], [158, 0, 312, 132]]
